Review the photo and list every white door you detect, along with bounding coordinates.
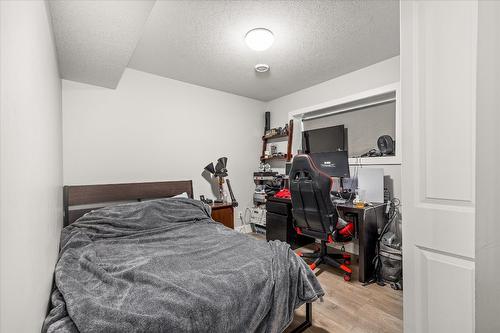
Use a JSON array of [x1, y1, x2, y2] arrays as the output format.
[[401, 1, 477, 332]]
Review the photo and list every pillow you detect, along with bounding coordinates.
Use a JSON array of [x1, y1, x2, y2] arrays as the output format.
[[173, 192, 189, 198]]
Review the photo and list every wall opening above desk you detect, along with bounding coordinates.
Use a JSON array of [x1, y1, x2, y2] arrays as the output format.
[[290, 85, 401, 165]]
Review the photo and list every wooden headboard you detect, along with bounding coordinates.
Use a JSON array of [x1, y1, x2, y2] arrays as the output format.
[[63, 180, 193, 226]]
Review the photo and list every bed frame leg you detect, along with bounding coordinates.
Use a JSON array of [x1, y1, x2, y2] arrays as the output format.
[[290, 302, 312, 333]]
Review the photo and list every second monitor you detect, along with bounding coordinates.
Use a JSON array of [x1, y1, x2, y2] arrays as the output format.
[[309, 151, 350, 178]]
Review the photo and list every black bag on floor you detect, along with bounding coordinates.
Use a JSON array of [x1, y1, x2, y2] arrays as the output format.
[[378, 243, 402, 289], [372, 199, 403, 290]]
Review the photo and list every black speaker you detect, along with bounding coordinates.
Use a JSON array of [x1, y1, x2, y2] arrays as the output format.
[[377, 135, 395, 155], [265, 111, 270, 132]]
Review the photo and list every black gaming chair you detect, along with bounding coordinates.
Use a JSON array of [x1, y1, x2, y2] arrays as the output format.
[[290, 154, 353, 281]]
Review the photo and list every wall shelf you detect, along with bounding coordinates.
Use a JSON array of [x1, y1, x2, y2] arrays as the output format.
[[348, 156, 401, 165], [261, 119, 294, 163], [262, 133, 288, 140], [260, 154, 292, 162]]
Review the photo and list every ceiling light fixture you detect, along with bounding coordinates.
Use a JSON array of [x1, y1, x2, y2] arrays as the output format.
[[254, 64, 270, 73], [245, 28, 274, 51]]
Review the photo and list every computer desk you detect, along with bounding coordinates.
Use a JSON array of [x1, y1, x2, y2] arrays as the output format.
[[333, 201, 387, 283], [266, 197, 387, 283]]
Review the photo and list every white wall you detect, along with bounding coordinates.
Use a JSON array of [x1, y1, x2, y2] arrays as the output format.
[[266, 56, 400, 128], [0, 1, 63, 332], [265, 56, 402, 199], [475, 1, 500, 331], [63, 69, 265, 224]]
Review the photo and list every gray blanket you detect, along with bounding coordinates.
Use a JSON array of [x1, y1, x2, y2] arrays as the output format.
[[43, 198, 324, 333]]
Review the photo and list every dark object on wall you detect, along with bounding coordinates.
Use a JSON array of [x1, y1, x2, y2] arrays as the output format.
[[204, 157, 238, 206], [377, 135, 395, 155], [265, 111, 270, 133], [302, 125, 345, 154]]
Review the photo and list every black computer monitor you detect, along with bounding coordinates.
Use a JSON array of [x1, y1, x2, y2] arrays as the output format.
[[309, 151, 350, 178], [302, 125, 345, 154]]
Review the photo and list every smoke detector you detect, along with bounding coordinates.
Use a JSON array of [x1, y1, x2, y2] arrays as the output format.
[[254, 64, 270, 73]]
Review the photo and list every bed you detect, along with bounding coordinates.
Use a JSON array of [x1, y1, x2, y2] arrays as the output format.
[[43, 180, 324, 333]]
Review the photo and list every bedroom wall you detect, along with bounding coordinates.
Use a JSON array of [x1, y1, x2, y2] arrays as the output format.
[[266, 56, 400, 128], [62, 68, 264, 225], [265, 56, 402, 200], [0, 1, 63, 332]]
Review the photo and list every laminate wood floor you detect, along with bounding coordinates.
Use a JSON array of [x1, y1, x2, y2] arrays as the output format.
[[250, 234, 403, 333]]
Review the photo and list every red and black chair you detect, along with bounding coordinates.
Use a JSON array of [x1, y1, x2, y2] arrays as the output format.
[[290, 154, 354, 281]]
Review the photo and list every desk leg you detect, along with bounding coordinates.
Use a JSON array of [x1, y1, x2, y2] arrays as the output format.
[[358, 207, 382, 283], [358, 218, 367, 283]]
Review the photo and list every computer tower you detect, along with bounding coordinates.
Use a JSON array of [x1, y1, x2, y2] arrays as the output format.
[[357, 168, 384, 203]]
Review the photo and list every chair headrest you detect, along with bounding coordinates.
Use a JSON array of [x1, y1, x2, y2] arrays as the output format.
[[290, 154, 330, 180]]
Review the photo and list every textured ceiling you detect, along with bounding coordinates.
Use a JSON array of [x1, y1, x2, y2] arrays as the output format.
[[48, 0, 155, 88], [49, 0, 399, 101]]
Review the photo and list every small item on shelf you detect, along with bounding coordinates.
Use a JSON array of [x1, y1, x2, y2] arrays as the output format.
[[263, 122, 290, 138], [200, 195, 214, 205], [264, 128, 278, 138], [254, 170, 277, 180], [258, 162, 271, 172], [270, 144, 278, 155], [377, 135, 395, 156], [263, 175, 283, 196], [253, 170, 279, 205], [358, 135, 395, 158]]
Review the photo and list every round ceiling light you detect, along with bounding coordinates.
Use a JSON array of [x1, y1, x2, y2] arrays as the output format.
[[245, 28, 274, 51], [254, 64, 270, 73]]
